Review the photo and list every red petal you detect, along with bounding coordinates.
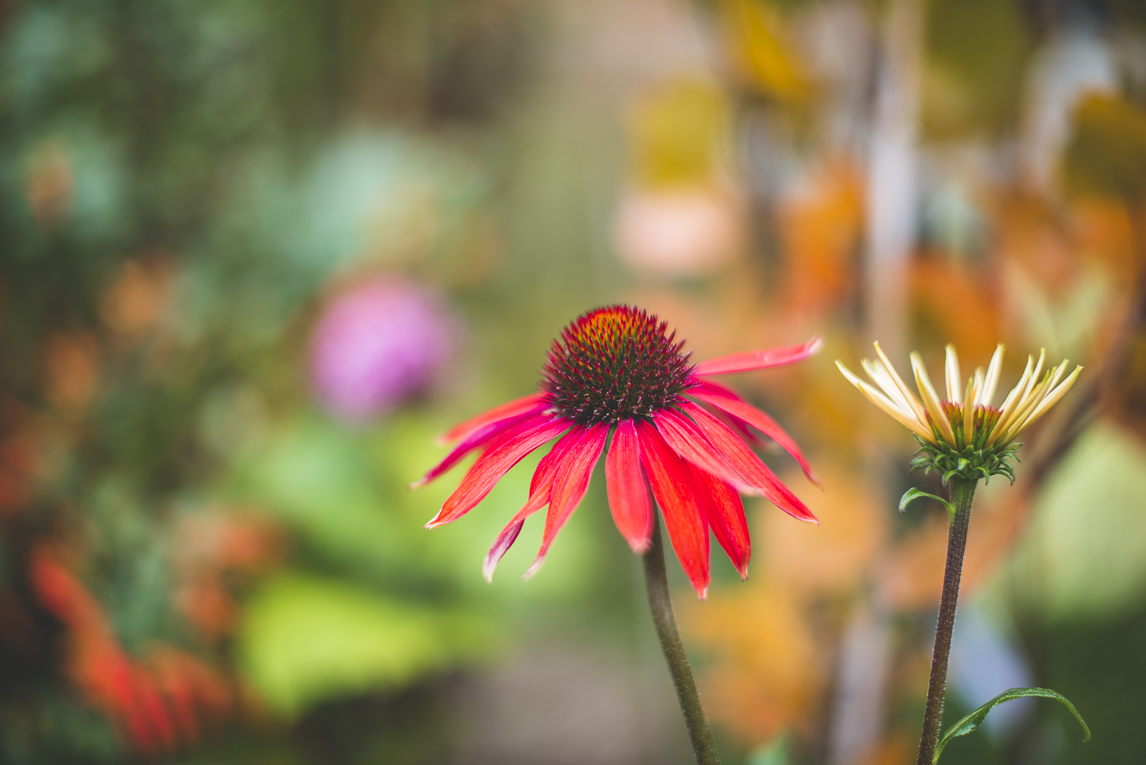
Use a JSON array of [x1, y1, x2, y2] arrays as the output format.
[[605, 420, 654, 553], [636, 421, 710, 598], [482, 430, 582, 581], [685, 462, 750, 579], [437, 393, 546, 444], [677, 402, 818, 524], [689, 380, 819, 486], [655, 407, 754, 493], [525, 423, 609, 578], [414, 405, 548, 488], [483, 519, 525, 582], [691, 336, 824, 377], [426, 416, 569, 528]]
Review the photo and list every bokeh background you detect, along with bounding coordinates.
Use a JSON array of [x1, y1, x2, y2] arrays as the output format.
[[2, 0, 1145, 763]]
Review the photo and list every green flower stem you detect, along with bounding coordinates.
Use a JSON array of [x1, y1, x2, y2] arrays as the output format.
[[642, 518, 721, 765], [917, 476, 977, 765]]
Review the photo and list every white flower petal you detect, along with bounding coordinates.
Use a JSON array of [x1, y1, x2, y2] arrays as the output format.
[[911, 352, 957, 445], [945, 345, 962, 404], [874, 342, 929, 424], [979, 344, 1004, 407]]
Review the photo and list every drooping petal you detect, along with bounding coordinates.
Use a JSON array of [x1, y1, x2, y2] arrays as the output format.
[[691, 336, 824, 377], [636, 421, 710, 598], [655, 407, 754, 493], [426, 416, 569, 528], [606, 420, 654, 553], [525, 423, 609, 578], [437, 393, 546, 445], [944, 345, 962, 404], [685, 462, 749, 579], [482, 430, 582, 581], [675, 403, 817, 523], [483, 520, 525, 583], [687, 380, 818, 485], [414, 406, 548, 487]]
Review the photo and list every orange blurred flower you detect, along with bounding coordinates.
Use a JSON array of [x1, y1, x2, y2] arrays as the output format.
[[28, 546, 236, 755]]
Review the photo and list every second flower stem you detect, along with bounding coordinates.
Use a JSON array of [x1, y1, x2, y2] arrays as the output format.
[[642, 517, 721, 765], [916, 476, 977, 765]]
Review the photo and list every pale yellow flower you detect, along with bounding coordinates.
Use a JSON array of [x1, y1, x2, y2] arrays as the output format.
[[837, 343, 1082, 483]]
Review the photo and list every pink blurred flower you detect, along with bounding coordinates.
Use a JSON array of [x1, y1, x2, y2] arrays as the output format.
[[310, 278, 457, 422]]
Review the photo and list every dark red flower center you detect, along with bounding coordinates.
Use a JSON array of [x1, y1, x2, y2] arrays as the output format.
[[541, 305, 694, 425]]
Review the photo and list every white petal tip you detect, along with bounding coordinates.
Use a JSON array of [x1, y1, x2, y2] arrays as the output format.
[[807, 337, 826, 355], [522, 558, 545, 580], [697, 588, 708, 601]]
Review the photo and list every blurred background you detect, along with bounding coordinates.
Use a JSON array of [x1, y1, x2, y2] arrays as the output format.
[[1, 0, 1145, 763]]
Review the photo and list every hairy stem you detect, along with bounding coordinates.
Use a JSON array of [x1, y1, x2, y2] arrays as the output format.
[[917, 477, 977, 765], [642, 518, 721, 765]]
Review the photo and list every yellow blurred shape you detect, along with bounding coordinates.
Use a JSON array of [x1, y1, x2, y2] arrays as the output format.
[[45, 332, 100, 412], [1070, 198, 1140, 286], [779, 160, 864, 313], [99, 257, 174, 339], [1062, 93, 1146, 201], [760, 464, 887, 597], [25, 140, 74, 228], [721, 0, 808, 102], [683, 579, 825, 742], [909, 260, 1000, 361], [627, 77, 730, 188]]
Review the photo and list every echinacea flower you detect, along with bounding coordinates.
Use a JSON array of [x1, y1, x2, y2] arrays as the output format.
[[416, 305, 821, 597], [837, 343, 1082, 484]]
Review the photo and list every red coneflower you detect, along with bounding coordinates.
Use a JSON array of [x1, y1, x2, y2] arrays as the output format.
[[416, 305, 821, 597]]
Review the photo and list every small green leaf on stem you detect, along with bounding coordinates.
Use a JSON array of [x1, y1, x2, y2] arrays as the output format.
[[933, 686, 1090, 763], [899, 488, 955, 522]]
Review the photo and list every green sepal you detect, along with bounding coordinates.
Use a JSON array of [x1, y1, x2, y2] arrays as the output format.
[[933, 686, 1090, 763], [899, 488, 955, 522], [908, 436, 1022, 486]]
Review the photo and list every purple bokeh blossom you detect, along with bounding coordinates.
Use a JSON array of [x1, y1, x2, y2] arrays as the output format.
[[309, 278, 457, 422]]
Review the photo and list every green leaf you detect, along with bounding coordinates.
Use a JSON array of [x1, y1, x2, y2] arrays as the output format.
[[237, 572, 494, 717], [934, 686, 1090, 763], [899, 488, 955, 521]]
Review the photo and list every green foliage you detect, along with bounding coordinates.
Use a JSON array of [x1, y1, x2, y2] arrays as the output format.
[[237, 572, 493, 717], [909, 436, 1020, 486], [898, 488, 955, 522], [934, 687, 1090, 763]]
